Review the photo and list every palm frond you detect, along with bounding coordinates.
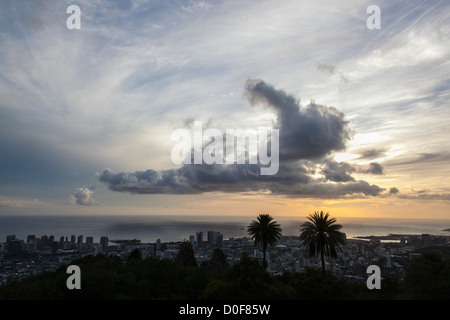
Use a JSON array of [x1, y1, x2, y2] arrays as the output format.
[[299, 211, 346, 259]]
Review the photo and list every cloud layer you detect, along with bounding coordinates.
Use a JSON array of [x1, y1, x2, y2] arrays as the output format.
[[99, 79, 387, 198], [0, 0, 448, 214]]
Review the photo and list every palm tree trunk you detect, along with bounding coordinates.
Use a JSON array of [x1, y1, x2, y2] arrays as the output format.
[[320, 249, 327, 285], [262, 242, 267, 269]]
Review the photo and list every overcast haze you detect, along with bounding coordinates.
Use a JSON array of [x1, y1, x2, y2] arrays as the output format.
[[0, 0, 449, 219]]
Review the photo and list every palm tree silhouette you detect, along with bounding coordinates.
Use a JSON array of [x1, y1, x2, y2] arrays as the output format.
[[299, 211, 346, 284], [247, 213, 282, 269]]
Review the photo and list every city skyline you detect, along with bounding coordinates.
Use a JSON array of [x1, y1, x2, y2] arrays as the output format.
[[2, 223, 450, 290], [0, 1, 449, 220]]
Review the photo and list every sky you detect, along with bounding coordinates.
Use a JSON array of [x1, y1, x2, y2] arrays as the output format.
[[0, 0, 449, 220]]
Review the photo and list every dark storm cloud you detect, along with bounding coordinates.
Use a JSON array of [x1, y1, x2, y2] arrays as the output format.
[[320, 159, 355, 182], [99, 162, 311, 195], [284, 180, 385, 198], [365, 162, 384, 175], [99, 79, 386, 198], [354, 162, 384, 175], [98, 163, 385, 198], [389, 187, 399, 194], [245, 78, 351, 161]]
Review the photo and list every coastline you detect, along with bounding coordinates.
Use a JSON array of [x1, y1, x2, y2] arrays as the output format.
[[1, 214, 450, 244]]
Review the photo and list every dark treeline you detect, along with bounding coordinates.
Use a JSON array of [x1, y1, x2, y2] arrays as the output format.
[[1, 244, 449, 300]]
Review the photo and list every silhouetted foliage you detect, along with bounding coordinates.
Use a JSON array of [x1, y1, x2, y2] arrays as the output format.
[[127, 248, 142, 261], [175, 241, 197, 267], [299, 211, 346, 284], [1, 246, 448, 300], [0, 253, 210, 300], [202, 253, 291, 299], [247, 214, 282, 269], [402, 251, 450, 299], [201, 248, 228, 274], [278, 268, 349, 299]]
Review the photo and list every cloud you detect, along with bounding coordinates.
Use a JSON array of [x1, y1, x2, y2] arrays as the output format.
[[69, 187, 98, 206], [357, 148, 387, 160], [99, 79, 386, 199], [398, 191, 450, 201], [0, 0, 446, 215], [320, 159, 355, 182], [389, 187, 399, 194], [0, 198, 26, 208], [389, 153, 450, 166], [288, 180, 385, 198], [98, 164, 385, 198], [98, 162, 309, 195], [244, 78, 351, 161], [365, 162, 384, 175]]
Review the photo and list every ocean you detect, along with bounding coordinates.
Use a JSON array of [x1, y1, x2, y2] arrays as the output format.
[[0, 215, 449, 244]]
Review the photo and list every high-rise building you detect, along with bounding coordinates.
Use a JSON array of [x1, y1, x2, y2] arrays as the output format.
[[196, 232, 203, 247], [59, 236, 65, 249], [216, 233, 223, 248], [6, 234, 16, 251], [154, 239, 162, 257], [77, 235, 83, 244], [156, 238, 161, 251], [86, 236, 94, 251], [100, 236, 108, 251], [52, 241, 58, 255], [206, 231, 223, 247], [64, 236, 69, 249], [8, 239, 24, 256], [208, 231, 217, 245], [36, 237, 43, 250], [26, 241, 37, 253], [86, 236, 93, 244], [40, 235, 48, 249]]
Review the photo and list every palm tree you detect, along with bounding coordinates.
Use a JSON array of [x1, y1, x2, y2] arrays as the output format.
[[299, 211, 346, 284], [247, 213, 282, 269]]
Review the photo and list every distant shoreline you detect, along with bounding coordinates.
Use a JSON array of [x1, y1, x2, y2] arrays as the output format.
[[354, 232, 450, 242], [1, 214, 449, 244]]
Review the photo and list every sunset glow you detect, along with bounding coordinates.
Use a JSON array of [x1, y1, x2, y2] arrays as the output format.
[[0, 1, 449, 222]]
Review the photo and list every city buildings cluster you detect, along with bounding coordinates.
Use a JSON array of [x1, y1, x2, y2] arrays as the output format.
[[0, 234, 110, 286], [1, 230, 449, 287]]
